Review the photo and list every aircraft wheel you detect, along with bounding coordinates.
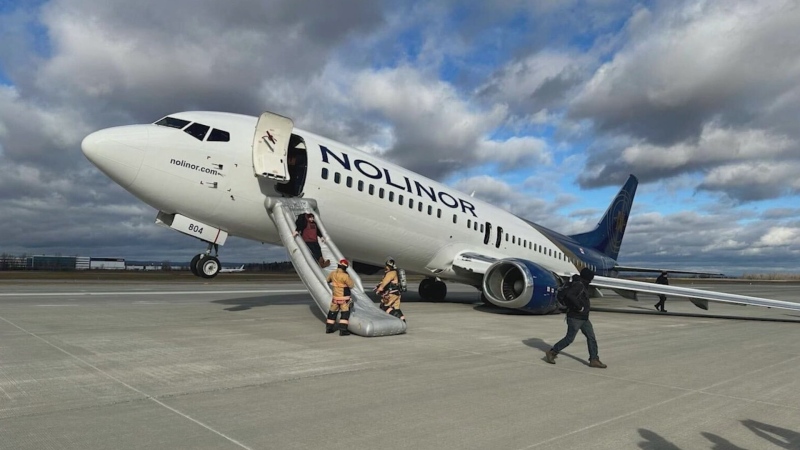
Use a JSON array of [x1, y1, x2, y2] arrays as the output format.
[[197, 255, 220, 279], [190, 254, 201, 277], [418, 278, 434, 300], [429, 280, 447, 302]]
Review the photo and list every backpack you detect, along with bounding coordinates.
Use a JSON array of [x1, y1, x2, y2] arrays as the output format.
[[396, 268, 408, 292], [556, 280, 572, 307]]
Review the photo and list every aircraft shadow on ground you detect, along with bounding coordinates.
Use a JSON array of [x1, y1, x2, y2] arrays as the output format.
[[636, 420, 800, 449], [521, 337, 590, 366]]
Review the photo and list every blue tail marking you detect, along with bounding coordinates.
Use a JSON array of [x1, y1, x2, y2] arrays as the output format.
[[569, 175, 638, 261]]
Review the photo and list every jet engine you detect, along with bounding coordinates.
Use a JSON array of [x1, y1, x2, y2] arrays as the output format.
[[482, 259, 561, 314]]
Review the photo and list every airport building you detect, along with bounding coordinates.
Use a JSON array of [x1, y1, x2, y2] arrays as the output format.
[[7, 255, 127, 271]]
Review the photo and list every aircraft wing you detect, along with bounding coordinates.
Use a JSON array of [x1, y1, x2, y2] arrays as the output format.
[[612, 265, 724, 277], [591, 275, 800, 312], [451, 252, 497, 275]]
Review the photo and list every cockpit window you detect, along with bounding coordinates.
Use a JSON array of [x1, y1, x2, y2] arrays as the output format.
[[207, 128, 230, 142], [154, 117, 190, 129], [184, 122, 210, 141]]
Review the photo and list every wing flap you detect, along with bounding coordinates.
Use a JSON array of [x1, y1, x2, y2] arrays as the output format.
[[591, 275, 800, 312]]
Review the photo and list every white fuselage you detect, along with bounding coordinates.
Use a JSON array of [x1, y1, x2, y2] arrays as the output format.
[[82, 111, 581, 284]]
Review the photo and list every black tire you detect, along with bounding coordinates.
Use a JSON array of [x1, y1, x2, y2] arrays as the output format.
[[197, 256, 220, 279], [190, 254, 201, 277], [418, 278, 433, 300], [430, 280, 447, 302]]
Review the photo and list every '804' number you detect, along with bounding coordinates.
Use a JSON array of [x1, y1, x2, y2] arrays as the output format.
[[188, 223, 204, 233]]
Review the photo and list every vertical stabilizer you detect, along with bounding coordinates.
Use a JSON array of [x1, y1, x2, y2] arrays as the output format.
[[569, 175, 638, 260]]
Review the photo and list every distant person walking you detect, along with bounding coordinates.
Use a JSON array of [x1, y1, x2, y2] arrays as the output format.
[[655, 271, 669, 312], [545, 268, 607, 368], [293, 213, 330, 268], [325, 259, 355, 335]]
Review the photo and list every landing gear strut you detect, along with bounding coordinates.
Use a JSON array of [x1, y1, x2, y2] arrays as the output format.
[[190, 243, 221, 279], [419, 277, 447, 301]]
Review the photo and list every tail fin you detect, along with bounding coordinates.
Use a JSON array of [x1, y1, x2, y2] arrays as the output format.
[[569, 175, 638, 260]]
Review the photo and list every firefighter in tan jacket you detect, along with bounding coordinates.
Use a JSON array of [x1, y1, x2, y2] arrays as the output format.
[[325, 259, 355, 335], [376, 258, 405, 322]]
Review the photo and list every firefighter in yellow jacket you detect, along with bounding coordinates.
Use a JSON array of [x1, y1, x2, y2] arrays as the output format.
[[376, 258, 405, 322], [325, 259, 355, 335]]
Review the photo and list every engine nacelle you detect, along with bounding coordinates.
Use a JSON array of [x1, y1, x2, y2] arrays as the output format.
[[482, 259, 560, 314]]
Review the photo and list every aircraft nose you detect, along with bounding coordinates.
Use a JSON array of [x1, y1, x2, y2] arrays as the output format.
[[81, 126, 147, 188]]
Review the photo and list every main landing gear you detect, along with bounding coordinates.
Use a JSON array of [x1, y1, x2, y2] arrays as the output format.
[[419, 277, 447, 302], [190, 243, 221, 279]]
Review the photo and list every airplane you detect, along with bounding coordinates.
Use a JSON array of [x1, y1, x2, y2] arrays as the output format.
[[80, 110, 800, 330], [219, 264, 246, 273]]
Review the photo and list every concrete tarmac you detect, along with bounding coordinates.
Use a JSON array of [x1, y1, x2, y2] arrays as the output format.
[[1, 279, 799, 449]]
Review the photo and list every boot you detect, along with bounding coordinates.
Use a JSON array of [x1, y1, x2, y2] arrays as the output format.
[[544, 350, 557, 364], [339, 323, 351, 336], [318, 257, 330, 268], [325, 323, 335, 334], [589, 358, 607, 369]]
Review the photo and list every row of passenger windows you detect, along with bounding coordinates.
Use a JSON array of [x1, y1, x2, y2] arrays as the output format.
[[154, 116, 231, 142], [323, 168, 444, 219], [321, 167, 598, 273]]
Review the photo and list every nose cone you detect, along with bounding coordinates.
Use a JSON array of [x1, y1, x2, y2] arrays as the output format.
[[82, 126, 147, 188]]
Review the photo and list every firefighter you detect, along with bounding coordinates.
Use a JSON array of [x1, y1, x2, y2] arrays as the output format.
[[375, 258, 405, 322], [325, 259, 355, 335]]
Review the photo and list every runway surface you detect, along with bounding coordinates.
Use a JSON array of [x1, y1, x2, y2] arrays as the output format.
[[1, 279, 799, 449]]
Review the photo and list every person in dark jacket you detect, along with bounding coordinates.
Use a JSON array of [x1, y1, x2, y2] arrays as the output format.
[[292, 213, 330, 268], [655, 271, 669, 312], [545, 268, 607, 368]]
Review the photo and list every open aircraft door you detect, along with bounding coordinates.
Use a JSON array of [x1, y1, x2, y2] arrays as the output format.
[[252, 111, 294, 182]]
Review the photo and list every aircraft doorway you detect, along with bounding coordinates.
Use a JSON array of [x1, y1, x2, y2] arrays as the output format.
[[275, 134, 308, 197]]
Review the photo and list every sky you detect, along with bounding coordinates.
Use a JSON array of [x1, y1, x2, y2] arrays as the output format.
[[0, 0, 799, 275]]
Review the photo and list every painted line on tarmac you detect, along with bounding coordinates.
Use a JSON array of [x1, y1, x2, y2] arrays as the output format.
[[0, 313, 256, 450], [0, 289, 308, 297]]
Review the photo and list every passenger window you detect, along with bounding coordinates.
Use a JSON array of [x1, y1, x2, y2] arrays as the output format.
[[512, 236, 516, 244], [346, 176, 353, 188], [321, 168, 329, 180], [467, 219, 472, 228], [418, 202, 423, 212], [334, 172, 341, 184], [358, 180, 364, 191], [480, 224, 484, 233], [379, 188, 385, 199], [473, 222, 478, 231], [452, 214, 457, 224], [154, 116, 190, 129], [399, 194, 404, 206], [369, 184, 375, 195], [389, 191, 395, 202], [184, 122, 210, 140], [409, 199, 414, 209], [207, 129, 230, 142]]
